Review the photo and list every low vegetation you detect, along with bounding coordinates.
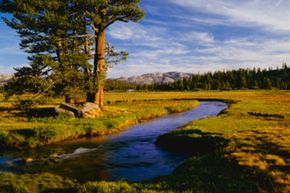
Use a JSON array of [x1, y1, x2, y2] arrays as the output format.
[[0, 94, 199, 149], [0, 90, 289, 193], [154, 90, 290, 193]]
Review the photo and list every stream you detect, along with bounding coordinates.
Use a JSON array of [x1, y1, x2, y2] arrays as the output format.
[[0, 101, 227, 182]]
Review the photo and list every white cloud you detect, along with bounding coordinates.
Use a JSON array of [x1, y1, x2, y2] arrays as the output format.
[[106, 1, 290, 78], [181, 31, 215, 44], [2, 1, 290, 78], [108, 24, 135, 40], [108, 36, 290, 78], [108, 22, 150, 41], [170, 0, 290, 32]]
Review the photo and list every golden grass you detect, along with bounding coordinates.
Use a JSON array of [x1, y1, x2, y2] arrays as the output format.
[[149, 90, 290, 193], [225, 127, 290, 192], [0, 90, 289, 192]]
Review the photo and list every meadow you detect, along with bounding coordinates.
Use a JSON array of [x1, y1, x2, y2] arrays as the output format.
[[0, 93, 199, 149], [0, 90, 289, 193]]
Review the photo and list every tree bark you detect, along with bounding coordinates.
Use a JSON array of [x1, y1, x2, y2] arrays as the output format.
[[65, 95, 74, 104], [94, 29, 105, 109]]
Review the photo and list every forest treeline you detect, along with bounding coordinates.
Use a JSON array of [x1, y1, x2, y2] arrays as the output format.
[[106, 64, 290, 91]]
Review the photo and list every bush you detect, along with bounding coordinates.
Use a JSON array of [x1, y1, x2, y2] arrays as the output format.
[[13, 99, 35, 110], [33, 126, 58, 140]]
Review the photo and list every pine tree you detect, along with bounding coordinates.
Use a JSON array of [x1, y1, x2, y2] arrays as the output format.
[[1, 0, 137, 108], [81, 0, 144, 109], [1, 0, 89, 102], [150, 65, 290, 91]]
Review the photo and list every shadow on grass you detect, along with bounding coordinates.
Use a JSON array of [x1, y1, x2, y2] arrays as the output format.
[[0, 106, 57, 119], [155, 129, 229, 155], [26, 107, 57, 118], [153, 129, 278, 193], [0, 129, 285, 193], [228, 129, 290, 193]]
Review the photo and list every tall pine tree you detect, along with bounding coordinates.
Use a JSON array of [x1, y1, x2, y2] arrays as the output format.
[[1, 0, 144, 109], [81, 0, 144, 109]]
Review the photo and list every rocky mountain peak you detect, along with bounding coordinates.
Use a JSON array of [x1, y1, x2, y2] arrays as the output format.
[[114, 72, 192, 84]]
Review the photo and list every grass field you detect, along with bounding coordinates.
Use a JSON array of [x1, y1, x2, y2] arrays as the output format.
[[0, 90, 289, 193], [0, 94, 199, 149]]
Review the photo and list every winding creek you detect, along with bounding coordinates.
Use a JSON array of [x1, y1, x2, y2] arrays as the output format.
[[0, 101, 227, 182]]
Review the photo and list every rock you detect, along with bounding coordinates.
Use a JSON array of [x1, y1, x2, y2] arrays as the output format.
[[56, 102, 101, 118], [24, 157, 34, 163], [59, 103, 82, 117], [54, 107, 75, 118], [113, 72, 193, 84], [80, 102, 101, 118], [0, 74, 12, 86], [49, 153, 59, 158]]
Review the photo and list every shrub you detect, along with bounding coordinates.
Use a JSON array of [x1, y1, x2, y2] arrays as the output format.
[[33, 126, 58, 141], [13, 99, 35, 110]]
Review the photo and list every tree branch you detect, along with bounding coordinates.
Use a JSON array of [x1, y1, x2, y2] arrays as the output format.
[[104, 16, 129, 29]]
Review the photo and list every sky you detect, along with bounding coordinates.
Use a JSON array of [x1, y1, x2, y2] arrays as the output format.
[[1, 0, 290, 78]]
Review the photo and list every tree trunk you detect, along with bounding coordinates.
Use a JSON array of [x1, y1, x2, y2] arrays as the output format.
[[65, 95, 74, 104], [94, 30, 105, 109], [84, 33, 94, 102]]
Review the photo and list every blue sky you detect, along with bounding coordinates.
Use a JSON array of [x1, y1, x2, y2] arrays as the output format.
[[1, 0, 290, 78]]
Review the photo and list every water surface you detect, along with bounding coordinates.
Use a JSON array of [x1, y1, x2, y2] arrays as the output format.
[[0, 101, 227, 182]]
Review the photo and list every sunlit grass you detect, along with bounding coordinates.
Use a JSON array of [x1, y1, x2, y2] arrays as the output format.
[[0, 90, 289, 192], [0, 94, 199, 149], [153, 90, 290, 193]]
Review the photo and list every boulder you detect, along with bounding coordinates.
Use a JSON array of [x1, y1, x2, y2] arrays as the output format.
[[56, 102, 101, 118], [59, 103, 82, 117], [80, 102, 101, 118], [23, 157, 34, 163], [54, 107, 75, 118]]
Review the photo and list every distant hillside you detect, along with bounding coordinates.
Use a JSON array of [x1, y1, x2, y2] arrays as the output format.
[[0, 74, 12, 86], [107, 65, 290, 91], [115, 72, 193, 84], [153, 65, 290, 91]]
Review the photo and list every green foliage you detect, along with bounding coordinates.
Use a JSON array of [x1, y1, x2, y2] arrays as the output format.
[[105, 66, 290, 92], [0, 130, 8, 142], [149, 65, 290, 91], [1, 0, 89, 99], [0, 0, 144, 103], [105, 80, 139, 91], [13, 99, 35, 110]]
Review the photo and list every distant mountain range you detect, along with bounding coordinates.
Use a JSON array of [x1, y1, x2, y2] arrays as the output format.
[[0, 72, 191, 86], [115, 72, 193, 84], [0, 74, 12, 86]]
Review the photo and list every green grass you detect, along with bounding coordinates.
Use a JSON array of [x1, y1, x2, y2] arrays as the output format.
[[0, 90, 289, 193], [0, 96, 199, 149], [153, 90, 290, 193]]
